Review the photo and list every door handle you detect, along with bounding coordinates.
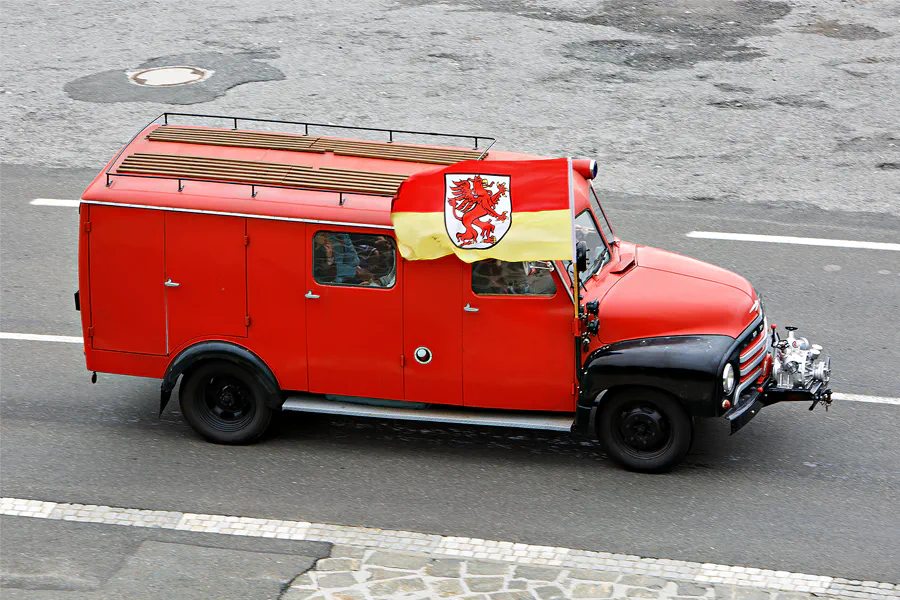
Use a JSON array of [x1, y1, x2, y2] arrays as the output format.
[[164, 279, 180, 287], [305, 291, 320, 299], [463, 303, 479, 313]]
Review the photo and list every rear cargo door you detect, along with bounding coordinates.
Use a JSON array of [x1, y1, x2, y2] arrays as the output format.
[[165, 212, 248, 353], [89, 205, 167, 355]]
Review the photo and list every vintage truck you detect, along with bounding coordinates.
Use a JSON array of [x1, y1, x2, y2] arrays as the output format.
[[76, 113, 833, 472]]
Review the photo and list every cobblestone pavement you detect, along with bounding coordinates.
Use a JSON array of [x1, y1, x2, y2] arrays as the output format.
[[3, 498, 897, 600], [283, 546, 826, 600]]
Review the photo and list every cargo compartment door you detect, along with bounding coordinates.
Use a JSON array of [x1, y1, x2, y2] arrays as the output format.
[[165, 212, 248, 353], [402, 256, 463, 406], [88, 205, 167, 355]]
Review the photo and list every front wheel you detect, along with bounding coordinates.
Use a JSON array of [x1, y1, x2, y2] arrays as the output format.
[[179, 361, 273, 444], [597, 388, 693, 473]]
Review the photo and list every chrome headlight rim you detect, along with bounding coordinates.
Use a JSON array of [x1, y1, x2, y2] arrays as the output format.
[[722, 362, 736, 395]]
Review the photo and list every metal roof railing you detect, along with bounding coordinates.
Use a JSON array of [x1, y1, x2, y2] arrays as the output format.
[[103, 112, 496, 203]]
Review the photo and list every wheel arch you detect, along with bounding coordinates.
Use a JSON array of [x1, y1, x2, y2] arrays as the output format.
[[581, 384, 682, 437], [159, 341, 283, 416]]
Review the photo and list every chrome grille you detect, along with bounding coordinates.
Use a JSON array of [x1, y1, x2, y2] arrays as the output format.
[[733, 316, 770, 402]]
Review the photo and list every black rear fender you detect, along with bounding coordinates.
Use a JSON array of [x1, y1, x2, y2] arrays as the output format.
[[159, 341, 283, 416]]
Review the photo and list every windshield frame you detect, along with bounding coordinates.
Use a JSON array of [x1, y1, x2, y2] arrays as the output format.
[[589, 183, 616, 246], [564, 208, 611, 284]]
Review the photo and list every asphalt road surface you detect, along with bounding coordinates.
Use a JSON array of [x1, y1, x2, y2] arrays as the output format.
[[2, 0, 899, 594], [2, 164, 899, 587]]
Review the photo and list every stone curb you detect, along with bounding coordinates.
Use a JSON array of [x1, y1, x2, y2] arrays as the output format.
[[2, 497, 897, 600]]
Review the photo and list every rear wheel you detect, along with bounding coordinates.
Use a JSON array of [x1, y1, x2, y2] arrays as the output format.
[[179, 361, 273, 444], [597, 388, 692, 473]]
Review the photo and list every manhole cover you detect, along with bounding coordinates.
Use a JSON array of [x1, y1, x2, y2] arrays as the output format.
[[128, 66, 212, 87]]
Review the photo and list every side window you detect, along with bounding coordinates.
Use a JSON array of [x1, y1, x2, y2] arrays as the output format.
[[472, 260, 557, 296], [313, 231, 397, 288]]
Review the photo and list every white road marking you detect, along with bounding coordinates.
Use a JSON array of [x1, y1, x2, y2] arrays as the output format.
[[687, 231, 900, 251], [2, 496, 894, 598], [0, 332, 83, 344], [30, 198, 80, 207], [832, 393, 900, 406]]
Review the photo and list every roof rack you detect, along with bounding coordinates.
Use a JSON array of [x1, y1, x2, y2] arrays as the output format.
[[104, 112, 496, 203], [159, 112, 496, 151]]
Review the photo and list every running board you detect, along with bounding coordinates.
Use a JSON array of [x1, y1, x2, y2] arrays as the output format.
[[281, 395, 574, 432]]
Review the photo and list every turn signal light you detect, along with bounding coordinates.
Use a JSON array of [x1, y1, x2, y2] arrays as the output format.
[[722, 399, 731, 410]]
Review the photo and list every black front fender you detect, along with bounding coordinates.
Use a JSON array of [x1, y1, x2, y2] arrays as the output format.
[[159, 341, 283, 416], [576, 335, 733, 434]]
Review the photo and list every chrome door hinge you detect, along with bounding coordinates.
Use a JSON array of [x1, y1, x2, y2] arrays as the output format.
[[400, 354, 406, 367], [245, 315, 251, 327], [83, 222, 92, 233], [244, 235, 250, 246], [87, 326, 94, 338]]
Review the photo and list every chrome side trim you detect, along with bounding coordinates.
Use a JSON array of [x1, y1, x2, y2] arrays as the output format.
[[282, 395, 574, 432], [81, 200, 394, 230]]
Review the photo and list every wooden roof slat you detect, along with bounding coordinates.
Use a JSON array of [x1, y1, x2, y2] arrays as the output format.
[[150, 126, 319, 144], [119, 168, 292, 182], [146, 125, 484, 165], [314, 140, 478, 155], [122, 162, 294, 177], [119, 163, 291, 178], [150, 135, 321, 152], [116, 152, 407, 196]]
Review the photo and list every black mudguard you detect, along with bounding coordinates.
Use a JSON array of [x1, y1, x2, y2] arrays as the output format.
[[159, 341, 283, 416], [576, 335, 733, 435]]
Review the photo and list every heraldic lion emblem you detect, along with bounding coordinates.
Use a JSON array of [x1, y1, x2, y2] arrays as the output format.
[[444, 174, 512, 249]]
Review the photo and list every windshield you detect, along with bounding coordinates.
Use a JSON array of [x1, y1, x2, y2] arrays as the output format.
[[564, 209, 611, 282]]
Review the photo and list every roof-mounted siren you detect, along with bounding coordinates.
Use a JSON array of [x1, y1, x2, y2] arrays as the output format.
[[572, 158, 598, 180]]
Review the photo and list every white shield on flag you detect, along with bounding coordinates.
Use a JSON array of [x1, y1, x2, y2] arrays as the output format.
[[444, 173, 512, 250]]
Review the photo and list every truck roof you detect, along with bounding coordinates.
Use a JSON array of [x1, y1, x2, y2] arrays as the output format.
[[82, 114, 542, 229]]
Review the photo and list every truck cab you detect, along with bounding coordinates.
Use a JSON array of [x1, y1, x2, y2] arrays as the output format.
[[76, 113, 832, 472]]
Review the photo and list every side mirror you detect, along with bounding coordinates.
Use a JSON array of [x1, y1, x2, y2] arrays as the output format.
[[576, 241, 588, 273]]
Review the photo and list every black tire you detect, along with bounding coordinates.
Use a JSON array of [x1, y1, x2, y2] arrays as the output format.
[[179, 361, 273, 444], [597, 388, 693, 473]]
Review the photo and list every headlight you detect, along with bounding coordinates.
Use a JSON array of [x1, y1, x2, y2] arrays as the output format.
[[722, 363, 735, 395]]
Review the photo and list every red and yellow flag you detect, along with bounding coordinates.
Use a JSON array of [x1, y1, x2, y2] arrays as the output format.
[[390, 158, 573, 262]]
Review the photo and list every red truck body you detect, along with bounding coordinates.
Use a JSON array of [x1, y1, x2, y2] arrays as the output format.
[[77, 114, 832, 472]]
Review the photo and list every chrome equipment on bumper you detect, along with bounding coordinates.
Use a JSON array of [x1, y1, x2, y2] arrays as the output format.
[[725, 324, 832, 434]]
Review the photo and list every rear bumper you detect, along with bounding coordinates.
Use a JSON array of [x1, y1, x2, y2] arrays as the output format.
[[725, 366, 833, 435]]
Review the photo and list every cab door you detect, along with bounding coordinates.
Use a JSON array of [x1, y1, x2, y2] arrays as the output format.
[[304, 225, 404, 400], [461, 260, 576, 411]]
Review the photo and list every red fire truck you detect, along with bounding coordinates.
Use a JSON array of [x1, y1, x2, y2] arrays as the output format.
[[76, 113, 833, 472]]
